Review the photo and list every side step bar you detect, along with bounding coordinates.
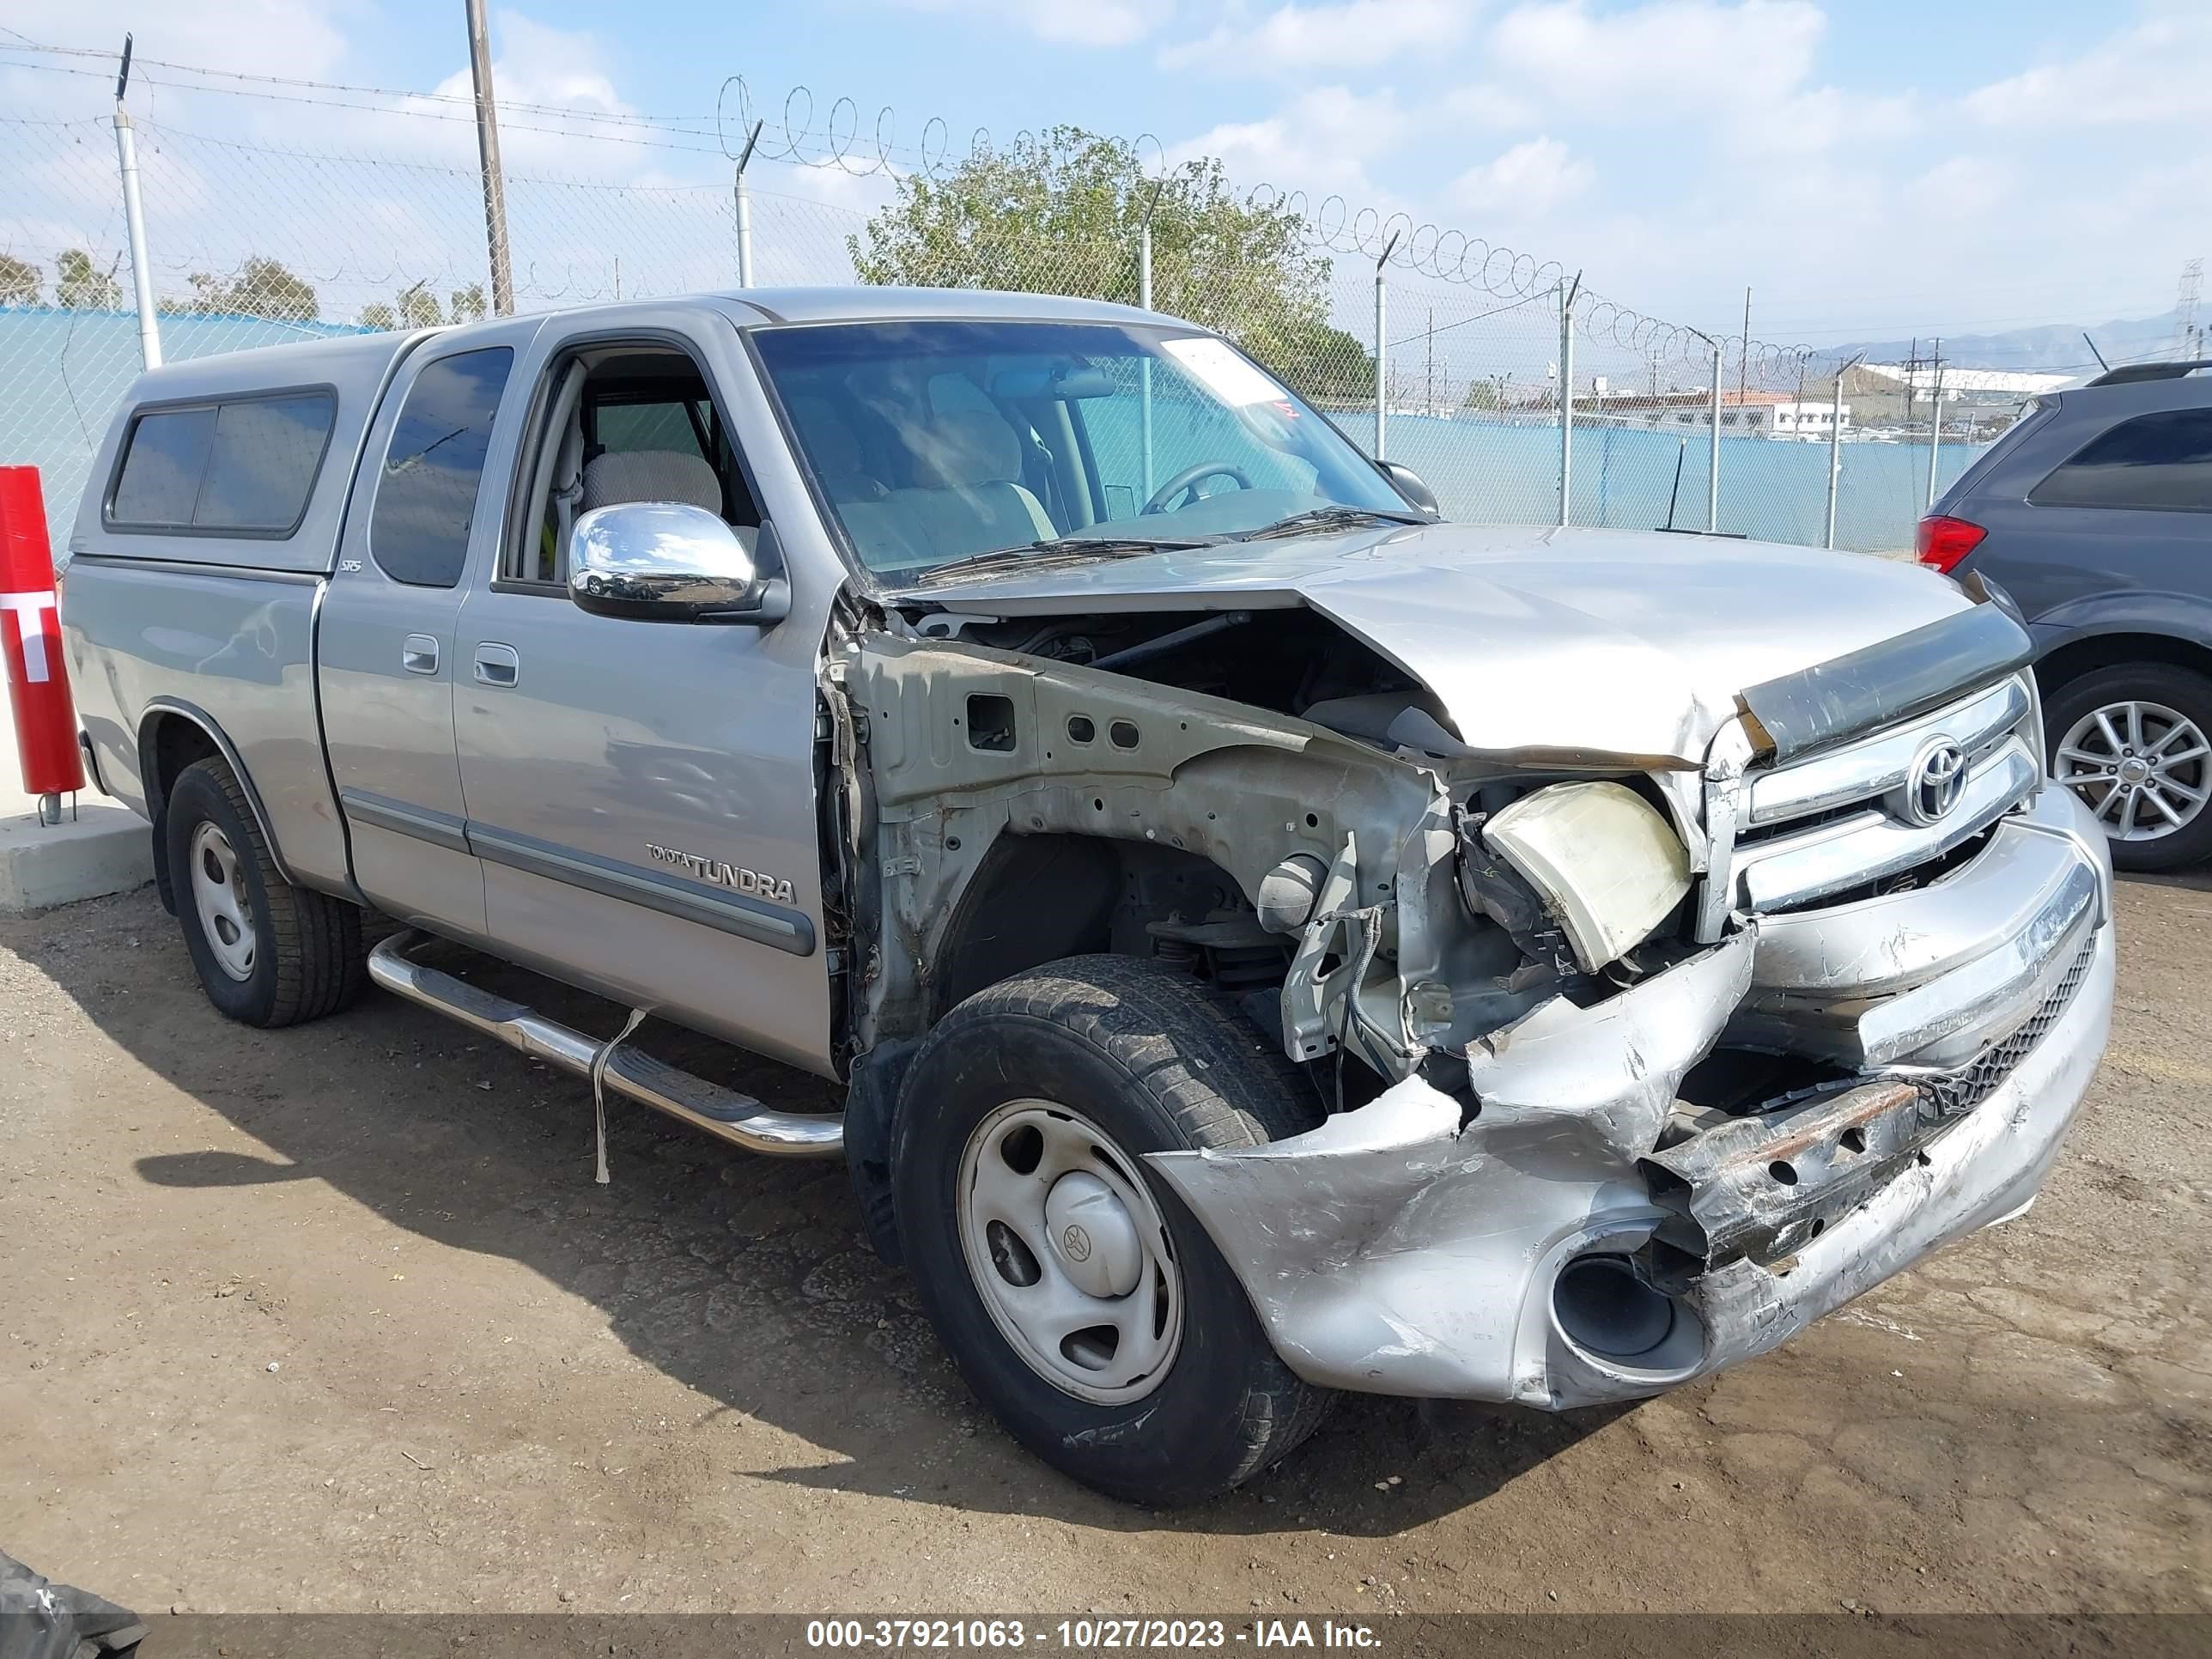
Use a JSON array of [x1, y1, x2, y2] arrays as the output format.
[[367, 931, 843, 1159]]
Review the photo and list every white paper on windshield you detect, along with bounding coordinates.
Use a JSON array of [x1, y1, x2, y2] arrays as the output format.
[[1161, 337, 1285, 407]]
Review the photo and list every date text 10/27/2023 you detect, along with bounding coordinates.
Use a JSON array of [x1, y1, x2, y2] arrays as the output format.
[[804, 1620, 1384, 1650]]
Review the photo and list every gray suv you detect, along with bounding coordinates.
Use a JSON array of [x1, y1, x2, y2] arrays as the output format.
[[1923, 360, 2212, 869]]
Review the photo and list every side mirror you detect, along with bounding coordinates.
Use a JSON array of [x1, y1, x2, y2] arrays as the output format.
[[568, 503, 789, 624], [1376, 460, 1441, 518]]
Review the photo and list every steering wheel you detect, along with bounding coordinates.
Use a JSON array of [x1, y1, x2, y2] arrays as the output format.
[[1142, 461, 1254, 515]]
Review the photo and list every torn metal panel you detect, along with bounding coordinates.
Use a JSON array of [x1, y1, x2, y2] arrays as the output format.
[[848, 633, 1459, 1059], [1464, 932, 1756, 1164], [1147, 936, 1752, 1401], [1685, 920, 2113, 1386]]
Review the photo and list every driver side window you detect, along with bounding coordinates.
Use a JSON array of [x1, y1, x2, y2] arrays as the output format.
[[504, 347, 757, 586]]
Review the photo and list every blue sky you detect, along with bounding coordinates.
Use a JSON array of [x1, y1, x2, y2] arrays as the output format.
[[3, 0, 2202, 350]]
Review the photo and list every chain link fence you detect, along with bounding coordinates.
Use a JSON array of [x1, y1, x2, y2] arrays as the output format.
[[0, 72, 1990, 560]]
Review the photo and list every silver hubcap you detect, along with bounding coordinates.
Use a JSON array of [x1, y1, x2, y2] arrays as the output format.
[[189, 822, 258, 981], [2055, 700, 2212, 842], [956, 1100, 1182, 1405]]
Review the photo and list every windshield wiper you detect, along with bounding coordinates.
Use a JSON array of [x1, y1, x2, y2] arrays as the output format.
[[1235, 505, 1428, 541], [904, 536, 1207, 586]]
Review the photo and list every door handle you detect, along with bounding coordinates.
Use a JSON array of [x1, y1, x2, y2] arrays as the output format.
[[473, 642, 520, 688], [402, 634, 440, 675]]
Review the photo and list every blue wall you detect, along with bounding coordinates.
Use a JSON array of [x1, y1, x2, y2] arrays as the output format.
[[1338, 411, 1986, 554], [0, 307, 371, 560]]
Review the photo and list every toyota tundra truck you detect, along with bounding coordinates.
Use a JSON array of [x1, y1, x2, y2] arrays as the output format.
[[58, 289, 2115, 1506]]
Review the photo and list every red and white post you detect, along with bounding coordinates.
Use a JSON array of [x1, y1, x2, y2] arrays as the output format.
[[0, 467, 86, 823]]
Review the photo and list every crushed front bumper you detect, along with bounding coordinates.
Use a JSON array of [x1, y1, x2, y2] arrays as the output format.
[[1146, 787, 2116, 1408]]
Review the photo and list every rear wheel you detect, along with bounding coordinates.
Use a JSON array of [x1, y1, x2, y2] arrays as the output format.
[[2045, 663, 2212, 871], [165, 757, 368, 1026], [891, 953, 1329, 1505]]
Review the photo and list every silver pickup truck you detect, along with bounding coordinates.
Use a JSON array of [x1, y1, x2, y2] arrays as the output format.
[[60, 288, 2114, 1506]]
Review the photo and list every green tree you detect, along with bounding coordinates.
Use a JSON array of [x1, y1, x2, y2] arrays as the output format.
[[54, 249, 120, 310], [1462, 379, 1504, 411], [395, 283, 442, 331], [848, 125, 1345, 402], [163, 257, 320, 322], [358, 301, 398, 331], [448, 283, 487, 323], [0, 254, 39, 306]]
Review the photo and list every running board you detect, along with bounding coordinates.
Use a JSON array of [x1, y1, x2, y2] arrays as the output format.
[[366, 931, 843, 1159]]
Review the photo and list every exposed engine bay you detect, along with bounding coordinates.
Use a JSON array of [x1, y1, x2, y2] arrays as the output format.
[[826, 582, 2114, 1411]]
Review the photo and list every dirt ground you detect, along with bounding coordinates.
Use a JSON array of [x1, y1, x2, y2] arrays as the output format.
[[2, 875, 2209, 1620]]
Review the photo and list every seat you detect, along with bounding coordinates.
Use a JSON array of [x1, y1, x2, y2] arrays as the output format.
[[784, 395, 930, 570], [580, 448, 724, 514], [885, 410, 1057, 562]]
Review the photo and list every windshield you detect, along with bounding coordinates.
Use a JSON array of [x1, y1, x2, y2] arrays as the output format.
[[752, 319, 1413, 582]]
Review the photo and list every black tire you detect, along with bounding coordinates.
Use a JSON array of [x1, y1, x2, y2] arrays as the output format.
[[2043, 662, 2212, 872], [165, 756, 368, 1027], [890, 953, 1331, 1507]]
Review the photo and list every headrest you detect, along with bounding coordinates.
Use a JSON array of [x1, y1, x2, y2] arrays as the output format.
[[907, 410, 1024, 489], [580, 449, 723, 514]]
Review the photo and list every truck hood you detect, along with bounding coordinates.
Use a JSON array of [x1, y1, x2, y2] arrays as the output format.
[[896, 522, 1973, 768]]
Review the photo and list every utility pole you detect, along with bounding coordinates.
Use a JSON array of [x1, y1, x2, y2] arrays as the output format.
[[464, 0, 514, 315], [1425, 308, 1435, 418], [1374, 231, 1399, 459], [732, 120, 763, 289], [1926, 338, 1945, 508], [1905, 337, 1918, 429], [110, 35, 161, 369], [1739, 286, 1751, 406]]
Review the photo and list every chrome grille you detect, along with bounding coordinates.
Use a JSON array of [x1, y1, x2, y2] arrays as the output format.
[[1721, 672, 2043, 916]]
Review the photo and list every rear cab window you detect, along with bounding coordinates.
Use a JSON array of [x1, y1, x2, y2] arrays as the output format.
[[369, 348, 515, 588], [106, 389, 336, 535]]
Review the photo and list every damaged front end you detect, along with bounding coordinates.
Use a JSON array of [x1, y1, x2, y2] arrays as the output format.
[[848, 576, 2115, 1409], [1143, 598, 2116, 1407]]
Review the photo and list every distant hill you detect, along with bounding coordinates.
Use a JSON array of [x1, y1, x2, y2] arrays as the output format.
[[1833, 307, 2185, 374]]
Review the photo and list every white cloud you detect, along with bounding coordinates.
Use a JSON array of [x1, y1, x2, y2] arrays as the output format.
[[885, 0, 1168, 48], [1446, 137, 1592, 217], [1159, 0, 1479, 76], [2, 0, 350, 82], [1966, 9, 2212, 127], [1171, 86, 1411, 201], [1486, 0, 1824, 118]]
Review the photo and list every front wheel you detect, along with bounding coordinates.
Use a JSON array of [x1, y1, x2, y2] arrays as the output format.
[[2045, 662, 2212, 872], [890, 954, 1329, 1505]]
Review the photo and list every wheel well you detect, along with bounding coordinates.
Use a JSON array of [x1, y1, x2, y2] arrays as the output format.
[[2036, 633, 2212, 697], [927, 833, 1255, 1022], [141, 714, 228, 914], [143, 712, 222, 808]]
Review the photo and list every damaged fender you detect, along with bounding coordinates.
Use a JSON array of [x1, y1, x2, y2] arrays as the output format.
[[1145, 933, 1754, 1402]]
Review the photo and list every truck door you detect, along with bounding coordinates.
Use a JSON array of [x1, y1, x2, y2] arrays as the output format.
[[450, 309, 835, 1076], [319, 321, 540, 934]]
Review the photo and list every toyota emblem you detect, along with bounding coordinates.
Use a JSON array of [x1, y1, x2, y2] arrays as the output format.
[[1060, 1224, 1093, 1263], [1905, 738, 1969, 825]]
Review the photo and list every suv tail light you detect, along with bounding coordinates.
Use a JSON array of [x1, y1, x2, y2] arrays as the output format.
[[1916, 514, 1987, 574]]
